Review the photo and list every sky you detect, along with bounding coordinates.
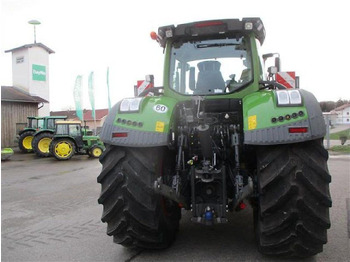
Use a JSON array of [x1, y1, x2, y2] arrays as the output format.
[[1, 0, 349, 111]]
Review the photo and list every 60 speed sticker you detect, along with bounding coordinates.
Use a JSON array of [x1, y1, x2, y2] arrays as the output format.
[[153, 104, 168, 113]]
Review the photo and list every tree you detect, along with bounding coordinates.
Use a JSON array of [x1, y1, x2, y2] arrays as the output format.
[[319, 101, 336, 112], [320, 99, 349, 112]]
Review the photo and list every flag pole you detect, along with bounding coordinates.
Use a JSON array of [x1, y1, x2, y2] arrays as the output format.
[[107, 67, 111, 111]]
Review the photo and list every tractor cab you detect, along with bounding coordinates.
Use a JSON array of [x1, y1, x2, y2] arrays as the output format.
[[27, 116, 44, 130], [55, 121, 84, 147], [148, 18, 265, 97]]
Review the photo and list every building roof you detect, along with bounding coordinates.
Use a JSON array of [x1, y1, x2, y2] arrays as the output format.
[[1, 86, 48, 103], [333, 103, 350, 111], [5, 43, 55, 54], [51, 109, 109, 121]]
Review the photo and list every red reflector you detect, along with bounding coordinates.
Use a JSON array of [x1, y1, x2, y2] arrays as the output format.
[[195, 21, 224, 28], [239, 202, 246, 210], [112, 132, 128, 138], [288, 127, 308, 133]]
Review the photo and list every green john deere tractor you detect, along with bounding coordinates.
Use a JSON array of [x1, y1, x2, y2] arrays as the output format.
[[97, 18, 331, 258], [31, 116, 67, 157], [18, 116, 44, 153], [50, 121, 104, 160]]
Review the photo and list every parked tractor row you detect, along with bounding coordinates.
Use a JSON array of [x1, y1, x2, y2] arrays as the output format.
[[17, 117, 104, 160]]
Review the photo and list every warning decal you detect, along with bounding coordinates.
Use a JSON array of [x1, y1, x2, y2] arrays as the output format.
[[155, 121, 165, 132], [276, 72, 296, 89], [248, 115, 257, 130]]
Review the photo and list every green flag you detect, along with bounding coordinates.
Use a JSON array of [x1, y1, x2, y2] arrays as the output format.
[[73, 75, 84, 121], [88, 72, 95, 119], [107, 67, 111, 111]]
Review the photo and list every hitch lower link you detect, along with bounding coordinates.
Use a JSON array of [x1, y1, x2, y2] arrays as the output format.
[[153, 177, 188, 209]]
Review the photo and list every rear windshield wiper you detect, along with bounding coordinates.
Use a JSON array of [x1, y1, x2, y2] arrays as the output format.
[[196, 43, 238, 48]]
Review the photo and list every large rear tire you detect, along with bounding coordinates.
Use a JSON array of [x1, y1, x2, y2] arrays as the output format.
[[97, 145, 181, 249], [18, 130, 35, 153], [32, 132, 53, 157], [255, 139, 332, 257]]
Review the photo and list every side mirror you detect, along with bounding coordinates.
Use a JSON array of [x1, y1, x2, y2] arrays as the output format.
[[274, 57, 281, 72], [189, 67, 195, 90], [263, 53, 280, 71], [145, 74, 154, 83]]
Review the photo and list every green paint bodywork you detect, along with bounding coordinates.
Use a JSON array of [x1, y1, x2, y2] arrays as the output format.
[[114, 34, 265, 133], [104, 29, 323, 146], [114, 96, 178, 133], [114, 34, 307, 134], [242, 90, 308, 131]]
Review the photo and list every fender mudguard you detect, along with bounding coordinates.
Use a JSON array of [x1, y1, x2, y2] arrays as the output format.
[[18, 128, 36, 136], [243, 89, 325, 145], [100, 96, 177, 147], [33, 129, 54, 136]]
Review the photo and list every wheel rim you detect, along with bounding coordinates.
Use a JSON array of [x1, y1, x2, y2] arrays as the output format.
[[23, 136, 33, 150], [92, 147, 102, 157], [38, 137, 52, 153], [55, 141, 72, 158]]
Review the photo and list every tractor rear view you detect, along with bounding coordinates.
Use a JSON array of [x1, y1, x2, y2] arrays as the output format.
[[97, 18, 331, 257], [50, 121, 104, 160]]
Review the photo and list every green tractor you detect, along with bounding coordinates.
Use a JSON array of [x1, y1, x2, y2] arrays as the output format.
[[97, 18, 331, 258], [50, 121, 104, 160], [18, 116, 44, 153], [31, 116, 67, 157]]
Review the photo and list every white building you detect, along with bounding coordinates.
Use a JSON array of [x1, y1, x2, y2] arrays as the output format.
[[332, 104, 350, 124], [5, 43, 54, 116]]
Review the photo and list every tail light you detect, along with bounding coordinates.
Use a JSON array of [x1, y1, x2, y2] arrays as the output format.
[[288, 127, 308, 133]]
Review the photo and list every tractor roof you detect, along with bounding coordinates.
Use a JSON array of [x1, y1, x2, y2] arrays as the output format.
[[156, 18, 265, 48], [45, 116, 67, 119], [56, 120, 81, 125]]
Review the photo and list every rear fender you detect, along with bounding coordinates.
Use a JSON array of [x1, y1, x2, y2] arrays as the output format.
[[33, 130, 54, 137], [100, 96, 177, 147], [18, 128, 36, 136], [243, 89, 325, 145]]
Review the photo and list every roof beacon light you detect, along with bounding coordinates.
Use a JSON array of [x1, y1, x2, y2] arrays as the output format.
[[150, 31, 158, 40], [245, 22, 253, 30]]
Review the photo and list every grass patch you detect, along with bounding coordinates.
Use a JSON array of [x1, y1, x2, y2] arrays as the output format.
[[329, 128, 350, 140], [329, 145, 350, 154]]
